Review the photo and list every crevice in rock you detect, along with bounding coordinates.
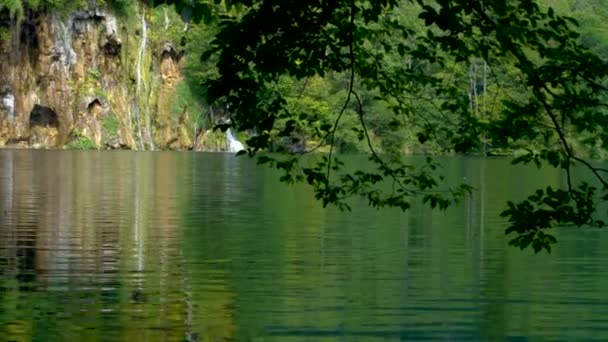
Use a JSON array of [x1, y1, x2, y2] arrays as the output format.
[[86, 99, 104, 119], [103, 34, 121, 57], [87, 98, 102, 111], [20, 19, 39, 63], [160, 44, 183, 62]]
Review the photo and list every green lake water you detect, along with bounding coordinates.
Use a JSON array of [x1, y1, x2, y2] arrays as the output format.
[[1, 150, 608, 341]]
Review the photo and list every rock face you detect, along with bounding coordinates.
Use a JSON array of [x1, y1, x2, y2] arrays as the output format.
[[0, 5, 210, 150]]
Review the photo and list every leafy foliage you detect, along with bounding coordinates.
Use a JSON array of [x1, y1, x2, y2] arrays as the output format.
[[66, 131, 96, 150], [0, 0, 88, 18], [102, 114, 120, 136], [169, 0, 608, 252], [501, 183, 602, 252], [151, 0, 608, 253]]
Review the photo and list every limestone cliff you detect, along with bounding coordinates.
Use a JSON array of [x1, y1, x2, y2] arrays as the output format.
[[0, 4, 231, 151]]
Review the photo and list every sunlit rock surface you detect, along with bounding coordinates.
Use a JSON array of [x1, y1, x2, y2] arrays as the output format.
[[0, 4, 235, 151]]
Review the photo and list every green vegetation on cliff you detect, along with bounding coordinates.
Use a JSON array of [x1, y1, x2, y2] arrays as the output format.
[[0, 0, 140, 17]]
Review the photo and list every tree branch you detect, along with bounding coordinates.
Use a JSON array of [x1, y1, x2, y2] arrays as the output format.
[[325, 0, 356, 185], [537, 85, 608, 189]]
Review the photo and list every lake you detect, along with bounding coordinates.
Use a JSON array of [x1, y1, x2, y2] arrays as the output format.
[[0, 150, 607, 341]]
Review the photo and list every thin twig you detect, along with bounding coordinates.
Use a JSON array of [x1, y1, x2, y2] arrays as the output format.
[[537, 85, 608, 189], [297, 77, 311, 100], [352, 90, 416, 194], [325, 0, 356, 185], [565, 155, 573, 193]]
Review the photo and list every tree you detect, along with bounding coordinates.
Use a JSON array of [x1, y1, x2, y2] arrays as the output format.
[[157, 0, 608, 253]]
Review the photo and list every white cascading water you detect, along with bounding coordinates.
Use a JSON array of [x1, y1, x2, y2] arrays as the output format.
[[133, 9, 148, 149], [54, 16, 77, 67], [226, 129, 245, 152], [136, 12, 147, 98], [2, 93, 15, 123], [163, 6, 170, 30], [105, 12, 118, 37]]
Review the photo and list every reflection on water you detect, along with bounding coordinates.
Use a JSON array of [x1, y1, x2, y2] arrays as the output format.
[[0, 151, 235, 341], [0, 150, 608, 341]]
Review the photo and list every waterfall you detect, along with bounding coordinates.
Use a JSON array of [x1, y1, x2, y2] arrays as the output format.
[[53, 16, 77, 67], [133, 9, 148, 149], [2, 94, 15, 123], [163, 6, 170, 30], [135, 9, 156, 150], [226, 129, 245, 152], [136, 12, 147, 98], [104, 12, 118, 37]]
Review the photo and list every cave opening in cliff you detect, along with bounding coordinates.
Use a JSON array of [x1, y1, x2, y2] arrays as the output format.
[[87, 99, 104, 117], [87, 99, 102, 110], [161, 44, 183, 62], [29, 105, 59, 128], [103, 36, 121, 57]]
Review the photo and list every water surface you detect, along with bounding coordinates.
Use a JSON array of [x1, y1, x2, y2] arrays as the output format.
[[0, 150, 607, 341]]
